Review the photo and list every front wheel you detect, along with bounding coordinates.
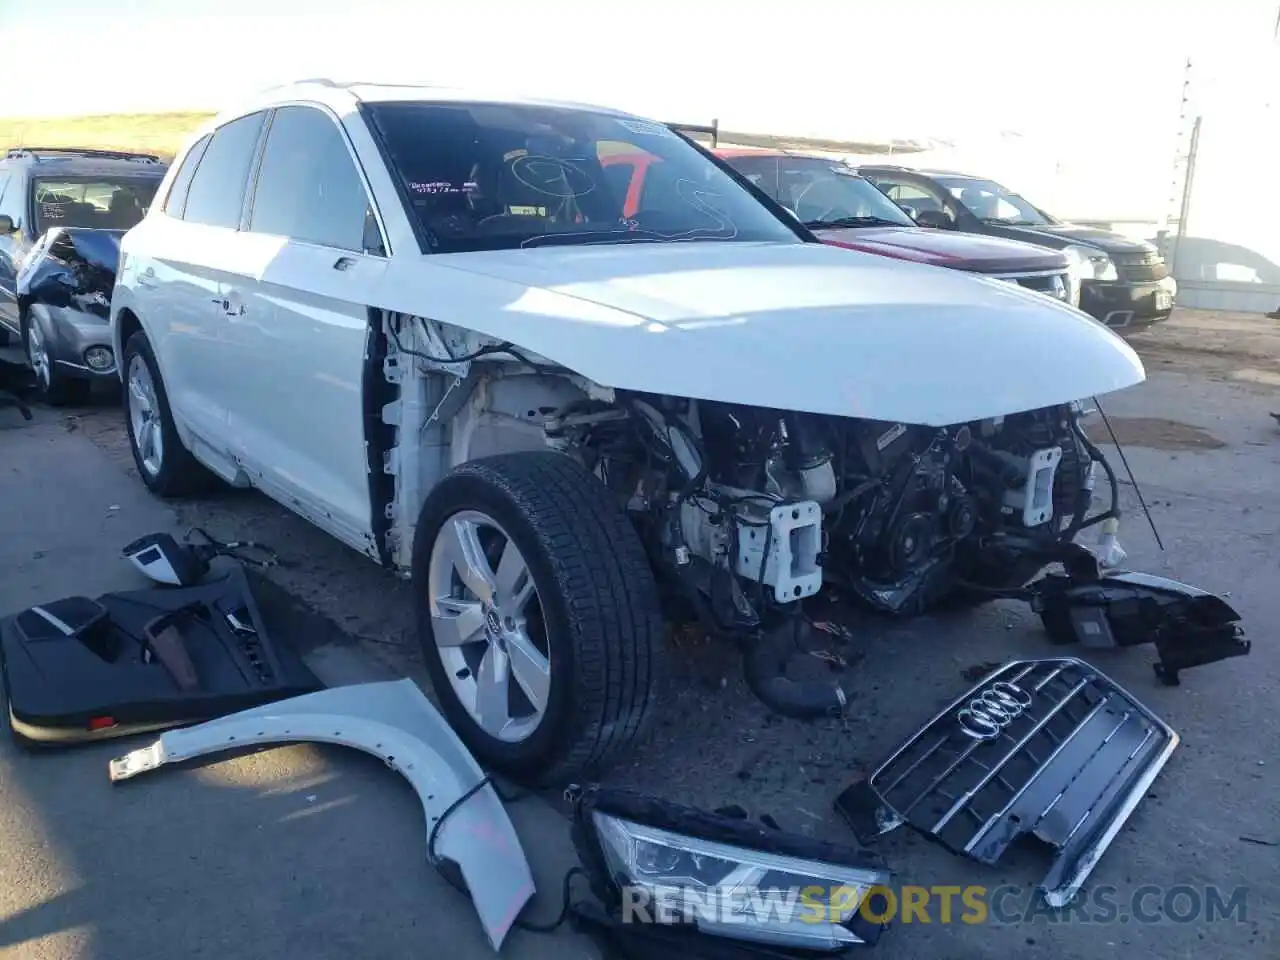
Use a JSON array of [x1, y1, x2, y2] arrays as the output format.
[[412, 452, 666, 785], [24, 311, 90, 407]]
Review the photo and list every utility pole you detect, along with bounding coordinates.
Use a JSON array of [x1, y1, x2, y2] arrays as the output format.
[[1168, 115, 1201, 280], [1162, 58, 1199, 278]]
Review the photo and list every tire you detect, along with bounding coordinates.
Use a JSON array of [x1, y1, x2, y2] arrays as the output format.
[[122, 331, 215, 497], [23, 310, 90, 407], [412, 452, 666, 786]]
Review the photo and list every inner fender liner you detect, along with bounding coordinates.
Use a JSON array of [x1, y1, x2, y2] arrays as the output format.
[[834, 657, 1178, 908], [108, 679, 535, 950]]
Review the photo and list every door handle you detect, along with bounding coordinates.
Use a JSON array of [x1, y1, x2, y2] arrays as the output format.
[[211, 296, 245, 317]]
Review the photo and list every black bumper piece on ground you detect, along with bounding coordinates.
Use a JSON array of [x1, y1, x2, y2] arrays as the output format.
[[1030, 568, 1250, 685], [0, 564, 321, 746], [834, 657, 1178, 908]]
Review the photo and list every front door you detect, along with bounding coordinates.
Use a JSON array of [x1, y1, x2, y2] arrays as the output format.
[[225, 104, 390, 550]]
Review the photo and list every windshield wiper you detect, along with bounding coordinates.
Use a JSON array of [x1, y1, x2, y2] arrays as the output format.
[[982, 217, 1041, 226], [520, 229, 736, 249], [803, 216, 907, 229]]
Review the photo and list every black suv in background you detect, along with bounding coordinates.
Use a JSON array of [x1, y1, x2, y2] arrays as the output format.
[[0, 147, 166, 403], [858, 165, 1176, 332]]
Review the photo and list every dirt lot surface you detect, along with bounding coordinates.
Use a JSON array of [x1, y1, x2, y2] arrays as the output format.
[[4, 306, 1276, 959], [1127, 308, 1280, 388]]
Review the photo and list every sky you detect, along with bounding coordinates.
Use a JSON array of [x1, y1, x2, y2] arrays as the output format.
[[3, 0, 1277, 219]]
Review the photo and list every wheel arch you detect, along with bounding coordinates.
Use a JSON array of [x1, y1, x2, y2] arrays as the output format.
[[112, 306, 145, 382], [375, 309, 599, 572]]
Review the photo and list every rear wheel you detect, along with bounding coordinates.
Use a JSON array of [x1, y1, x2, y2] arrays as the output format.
[[412, 452, 666, 785], [122, 331, 215, 497]]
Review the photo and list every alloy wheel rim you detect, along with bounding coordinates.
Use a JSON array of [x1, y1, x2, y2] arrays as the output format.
[[428, 509, 551, 743], [26, 325, 50, 389], [127, 355, 165, 477]]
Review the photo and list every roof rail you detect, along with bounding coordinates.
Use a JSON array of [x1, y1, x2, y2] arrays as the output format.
[[4, 146, 161, 163], [256, 77, 340, 94], [666, 120, 720, 147]]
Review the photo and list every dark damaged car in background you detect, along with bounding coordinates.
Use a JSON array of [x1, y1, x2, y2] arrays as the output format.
[[0, 147, 166, 404]]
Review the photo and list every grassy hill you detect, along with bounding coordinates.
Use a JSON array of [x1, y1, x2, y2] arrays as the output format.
[[0, 112, 214, 161]]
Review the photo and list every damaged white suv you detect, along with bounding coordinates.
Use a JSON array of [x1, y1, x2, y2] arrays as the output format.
[[110, 80, 1248, 784]]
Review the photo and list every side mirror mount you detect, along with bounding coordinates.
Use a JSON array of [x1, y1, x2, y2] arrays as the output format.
[[913, 209, 953, 230], [0, 214, 16, 234]]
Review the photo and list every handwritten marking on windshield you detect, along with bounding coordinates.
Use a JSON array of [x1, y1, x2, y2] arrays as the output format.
[[617, 119, 674, 138]]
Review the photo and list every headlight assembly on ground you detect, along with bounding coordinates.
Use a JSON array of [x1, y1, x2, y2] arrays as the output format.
[[570, 785, 892, 953]]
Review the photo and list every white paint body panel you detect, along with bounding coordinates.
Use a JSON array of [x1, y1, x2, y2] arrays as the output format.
[[107, 679, 536, 950], [370, 241, 1145, 426]]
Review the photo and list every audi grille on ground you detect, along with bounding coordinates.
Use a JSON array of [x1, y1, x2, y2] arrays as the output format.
[[833, 657, 1179, 908]]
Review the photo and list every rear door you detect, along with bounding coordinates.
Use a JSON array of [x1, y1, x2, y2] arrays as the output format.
[[130, 112, 267, 450], [228, 103, 390, 550]]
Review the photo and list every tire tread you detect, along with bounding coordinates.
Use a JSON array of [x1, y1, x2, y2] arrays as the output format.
[[424, 452, 665, 784]]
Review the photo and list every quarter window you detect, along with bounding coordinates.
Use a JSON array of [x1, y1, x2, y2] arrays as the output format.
[[182, 111, 267, 229], [164, 134, 211, 219], [249, 106, 380, 253]]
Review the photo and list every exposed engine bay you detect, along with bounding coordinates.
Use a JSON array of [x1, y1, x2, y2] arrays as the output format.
[[379, 313, 1251, 720], [548, 392, 1104, 621]]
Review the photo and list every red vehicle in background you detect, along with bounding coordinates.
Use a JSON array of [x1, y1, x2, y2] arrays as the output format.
[[599, 144, 1076, 306]]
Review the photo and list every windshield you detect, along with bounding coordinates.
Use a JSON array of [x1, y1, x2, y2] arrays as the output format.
[[363, 101, 802, 253], [935, 177, 1053, 226], [723, 155, 916, 228], [32, 177, 161, 233]]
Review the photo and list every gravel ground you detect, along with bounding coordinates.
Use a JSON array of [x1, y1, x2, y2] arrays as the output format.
[[37, 309, 1280, 958]]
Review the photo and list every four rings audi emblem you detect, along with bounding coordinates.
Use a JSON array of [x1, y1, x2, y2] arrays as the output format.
[[956, 681, 1033, 740]]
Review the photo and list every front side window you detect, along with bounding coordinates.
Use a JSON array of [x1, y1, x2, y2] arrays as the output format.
[[936, 177, 1053, 226], [363, 101, 802, 253], [183, 111, 267, 229], [725, 156, 915, 229], [249, 106, 380, 253], [32, 177, 161, 233]]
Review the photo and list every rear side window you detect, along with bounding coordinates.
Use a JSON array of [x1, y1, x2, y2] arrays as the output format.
[[164, 134, 211, 218], [183, 111, 266, 229], [249, 106, 380, 253]]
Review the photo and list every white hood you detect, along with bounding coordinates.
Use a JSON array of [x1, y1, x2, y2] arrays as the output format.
[[371, 240, 1145, 426]]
